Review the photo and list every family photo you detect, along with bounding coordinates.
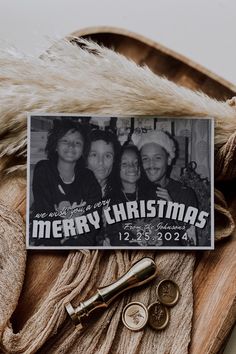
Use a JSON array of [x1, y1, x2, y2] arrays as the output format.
[[27, 114, 213, 249]]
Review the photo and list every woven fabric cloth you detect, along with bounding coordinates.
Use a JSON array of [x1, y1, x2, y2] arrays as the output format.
[[0, 40, 236, 354]]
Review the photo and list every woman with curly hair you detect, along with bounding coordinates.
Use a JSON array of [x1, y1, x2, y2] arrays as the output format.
[[32, 119, 101, 246]]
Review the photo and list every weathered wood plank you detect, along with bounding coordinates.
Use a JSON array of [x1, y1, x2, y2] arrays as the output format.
[[191, 235, 236, 354]]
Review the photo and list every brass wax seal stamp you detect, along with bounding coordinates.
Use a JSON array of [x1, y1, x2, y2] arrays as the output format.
[[148, 301, 170, 330], [65, 257, 157, 329], [156, 279, 180, 307], [122, 302, 148, 331]]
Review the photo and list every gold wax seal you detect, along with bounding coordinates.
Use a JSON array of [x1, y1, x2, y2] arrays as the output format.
[[148, 302, 169, 330], [122, 302, 148, 331], [156, 279, 180, 307]]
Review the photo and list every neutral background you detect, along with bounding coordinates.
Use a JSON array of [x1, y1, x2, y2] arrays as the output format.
[[0, 0, 236, 86], [0, 0, 235, 352]]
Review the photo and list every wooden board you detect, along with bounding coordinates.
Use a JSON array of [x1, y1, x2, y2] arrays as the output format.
[[71, 27, 236, 99], [4, 28, 236, 353]]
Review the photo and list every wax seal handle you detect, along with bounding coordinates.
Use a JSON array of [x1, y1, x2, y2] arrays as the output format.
[[65, 257, 157, 328], [98, 257, 157, 304]]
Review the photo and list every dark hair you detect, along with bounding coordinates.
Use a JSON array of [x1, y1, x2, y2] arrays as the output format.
[[119, 143, 142, 169], [45, 120, 86, 162], [86, 129, 121, 195], [116, 143, 142, 191], [86, 129, 120, 158]]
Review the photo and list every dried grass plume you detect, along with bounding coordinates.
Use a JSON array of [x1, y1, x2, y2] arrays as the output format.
[[0, 38, 235, 175]]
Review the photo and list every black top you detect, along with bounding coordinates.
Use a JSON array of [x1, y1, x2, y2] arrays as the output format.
[[165, 178, 197, 207], [31, 160, 102, 246], [32, 160, 102, 214], [147, 178, 198, 246]]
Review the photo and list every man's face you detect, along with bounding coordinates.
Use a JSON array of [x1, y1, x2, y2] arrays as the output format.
[[141, 143, 169, 184]]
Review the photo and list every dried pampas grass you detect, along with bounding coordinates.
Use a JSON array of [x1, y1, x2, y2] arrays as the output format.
[[0, 38, 236, 176]]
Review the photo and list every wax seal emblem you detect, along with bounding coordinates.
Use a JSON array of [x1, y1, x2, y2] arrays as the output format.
[[148, 302, 169, 330], [156, 279, 180, 307], [122, 302, 148, 331]]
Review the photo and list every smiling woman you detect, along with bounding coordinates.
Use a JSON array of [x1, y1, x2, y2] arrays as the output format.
[[31, 118, 102, 246], [117, 143, 141, 200]]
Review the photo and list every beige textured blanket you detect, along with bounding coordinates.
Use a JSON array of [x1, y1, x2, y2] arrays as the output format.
[[0, 39, 235, 354]]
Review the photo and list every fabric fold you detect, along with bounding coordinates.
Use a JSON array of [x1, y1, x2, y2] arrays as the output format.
[[0, 203, 26, 340]]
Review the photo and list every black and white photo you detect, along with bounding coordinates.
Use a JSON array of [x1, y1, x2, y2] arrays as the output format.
[[27, 114, 214, 249]]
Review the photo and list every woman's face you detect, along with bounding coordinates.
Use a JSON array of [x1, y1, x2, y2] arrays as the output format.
[[87, 140, 114, 184], [120, 150, 140, 186], [56, 130, 84, 163]]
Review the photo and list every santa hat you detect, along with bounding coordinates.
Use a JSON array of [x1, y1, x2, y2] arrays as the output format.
[[137, 130, 176, 161]]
